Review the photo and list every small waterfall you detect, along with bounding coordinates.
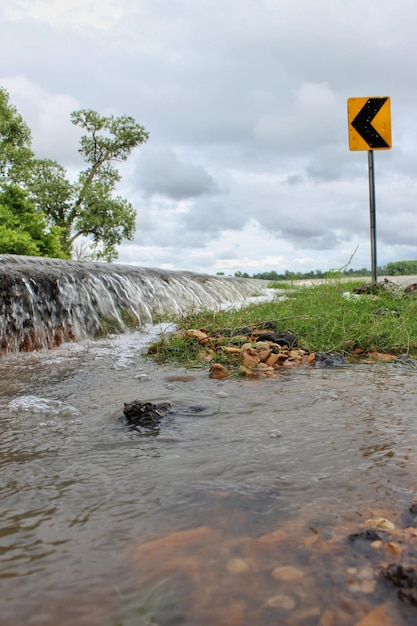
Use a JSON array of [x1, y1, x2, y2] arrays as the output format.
[[0, 255, 267, 354]]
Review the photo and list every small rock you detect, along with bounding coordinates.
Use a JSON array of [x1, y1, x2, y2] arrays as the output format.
[[240, 347, 260, 369], [257, 529, 288, 545], [252, 341, 272, 351], [258, 348, 272, 362], [272, 565, 304, 582], [365, 518, 395, 531], [209, 363, 231, 379], [184, 329, 209, 342], [353, 602, 398, 626], [265, 353, 281, 366], [313, 352, 348, 368], [385, 541, 402, 557], [226, 558, 251, 574], [291, 607, 321, 621], [357, 566, 375, 581], [360, 580, 377, 594], [266, 594, 296, 610]]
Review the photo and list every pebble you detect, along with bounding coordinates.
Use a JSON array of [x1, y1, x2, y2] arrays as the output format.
[[385, 541, 401, 556], [266, 594, 296, 610], [209, 364, 231, 379], [358, 566, 374, 581], [226, 558, 250, 574], [134, 373, 149, 380], [269, 430, 282, 438], [217, 391, 229, 398], [272, 565, 304, 582], [365, 517, 395, 531]]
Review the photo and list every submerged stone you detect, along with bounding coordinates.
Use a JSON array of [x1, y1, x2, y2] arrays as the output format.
[[381, 564, 417, 607], [313, 352, 348, 368], [120, 400, 172, 433], [120, 401, 206, 434], [348, 529, 382, 543], [394, 354, 417, 369]]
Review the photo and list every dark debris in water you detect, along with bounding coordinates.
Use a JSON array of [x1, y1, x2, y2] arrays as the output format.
[[313, 352, 349, 368], [381, 564, 417, 607], [119, 401, 206, 435], [121, 400, 172, 434], [393, 354, 417, 369], [348, 529, 382, 543], [252, 330, 298, 347]]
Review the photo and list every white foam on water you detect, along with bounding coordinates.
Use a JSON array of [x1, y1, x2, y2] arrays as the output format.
[[8, 395, 81, 418]]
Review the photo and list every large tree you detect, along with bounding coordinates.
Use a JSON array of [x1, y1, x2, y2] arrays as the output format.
[[0, 87, 33, 182], [0, 185, 67, 258], [0, 88, 149, 261], [27, 110, 149, 261]]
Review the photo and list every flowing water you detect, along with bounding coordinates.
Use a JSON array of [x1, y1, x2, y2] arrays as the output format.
[[2, 259, 417, 625], [1, 330, 417, 626]]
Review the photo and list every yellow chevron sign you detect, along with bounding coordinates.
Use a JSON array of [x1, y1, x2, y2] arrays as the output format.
[[347, 97, 391, 151]]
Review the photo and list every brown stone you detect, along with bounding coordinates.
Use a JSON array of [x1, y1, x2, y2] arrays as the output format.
[[307, 352, 316, 364], [272, 565, 305, 582], [265, 353, 281, 366], [365, 518, 395, 531], [240, 347, 260, 369], [266, 594, 296, 610], [238, 365, 258, 376], [263, 369, 278, 377], [385, 541, 402, 557], [257, 528, 288, 545], [184, 329, 209, 342], [226, 558, 251, 574], [353, 602, 399, 626], [291, 606, 321, 622], [367, 351, 398, 362], [221, 346, 241, 356], [132, 526, 214, 563], [258, 348, 272, 362], [304, 533, 319, 549], [252, 341, 271, 350], [289, 349, 304, 361], [319, 610, 336, 626], [209, 363, 231, 379], [199, 350, 215, 363]]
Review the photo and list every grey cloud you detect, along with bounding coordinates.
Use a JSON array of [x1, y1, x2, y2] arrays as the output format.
[[136, 148, 219, 199], [3, 0, 417, 274]]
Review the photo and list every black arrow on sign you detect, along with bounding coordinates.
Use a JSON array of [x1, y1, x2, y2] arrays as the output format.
[[351, 98, 389, 149]]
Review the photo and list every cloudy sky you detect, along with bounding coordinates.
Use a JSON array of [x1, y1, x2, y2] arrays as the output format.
[[1, 0, 417, 275]]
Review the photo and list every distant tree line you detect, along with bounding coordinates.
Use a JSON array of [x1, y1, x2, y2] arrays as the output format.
[[226, 260, 417, 280]]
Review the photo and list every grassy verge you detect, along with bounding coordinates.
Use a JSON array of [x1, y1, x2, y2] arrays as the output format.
[[146, 279, 417, 371]]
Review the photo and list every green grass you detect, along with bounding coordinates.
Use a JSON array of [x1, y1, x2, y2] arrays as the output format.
[[267, 280, 295, 290], [146, 279, 417, 368]]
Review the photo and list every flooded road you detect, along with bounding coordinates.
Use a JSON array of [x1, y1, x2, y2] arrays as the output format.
[[1, 328, 417, 625]]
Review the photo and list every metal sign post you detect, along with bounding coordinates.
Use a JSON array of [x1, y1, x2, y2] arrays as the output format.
[[347, 97, 392, 284], [368, 150, 377, 283]]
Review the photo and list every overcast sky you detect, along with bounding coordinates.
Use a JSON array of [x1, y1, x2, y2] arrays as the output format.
[[1, 0, 417, 275]]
